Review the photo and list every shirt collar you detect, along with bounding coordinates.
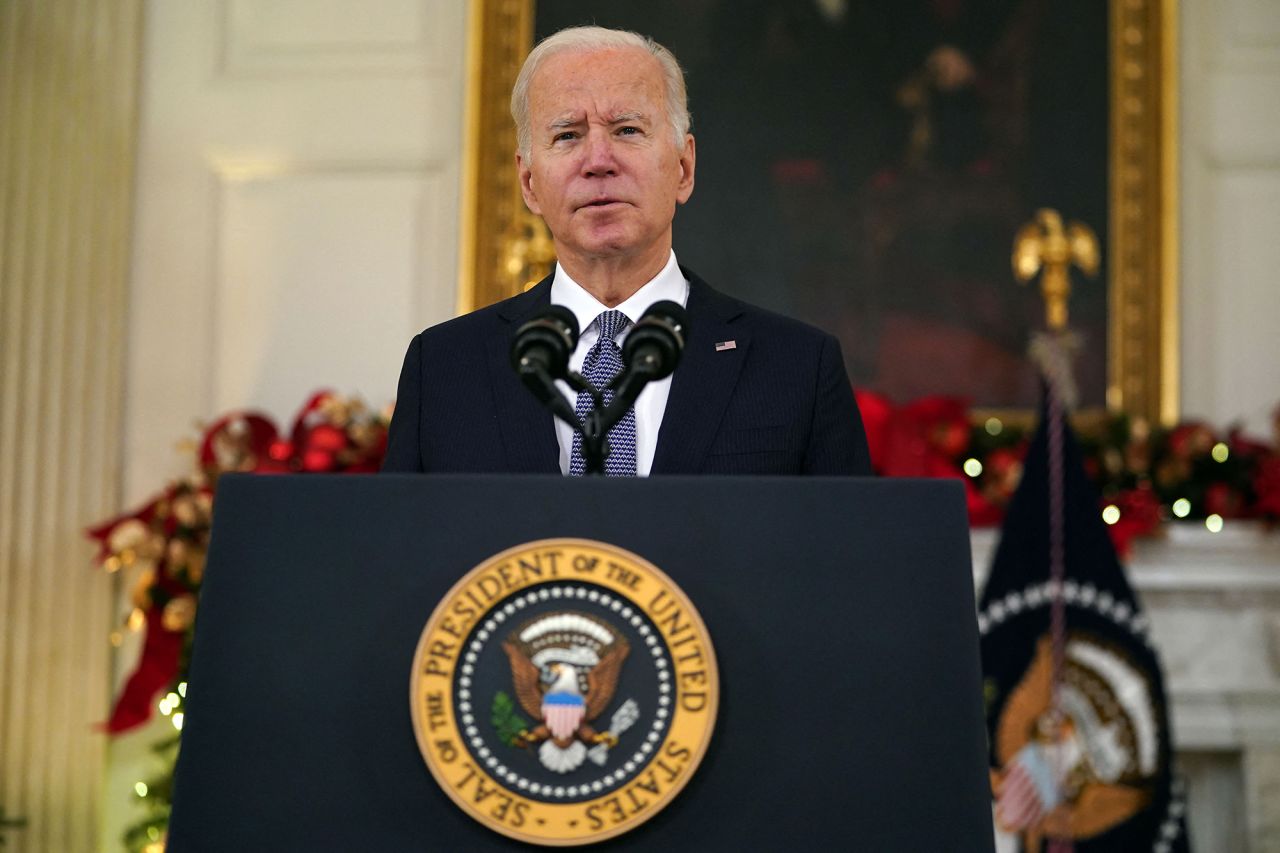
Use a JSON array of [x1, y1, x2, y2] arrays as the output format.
[[550, 251, 689, 334]]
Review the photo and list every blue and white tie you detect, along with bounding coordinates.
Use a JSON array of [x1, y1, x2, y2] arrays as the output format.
[[569, 310, 637, 476]]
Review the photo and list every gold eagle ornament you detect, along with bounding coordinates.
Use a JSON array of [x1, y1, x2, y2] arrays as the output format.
[[1012, 208, 1099, 332]]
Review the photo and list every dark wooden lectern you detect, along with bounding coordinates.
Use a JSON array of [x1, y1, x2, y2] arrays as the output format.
[[168, 475, 994, 851]]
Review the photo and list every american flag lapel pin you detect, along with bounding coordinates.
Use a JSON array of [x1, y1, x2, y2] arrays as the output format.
[[714, 340, 737, 352]]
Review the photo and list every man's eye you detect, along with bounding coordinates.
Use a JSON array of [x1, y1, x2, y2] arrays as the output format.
[[617, 126, 641, 136], [553, 131, 577, 142]]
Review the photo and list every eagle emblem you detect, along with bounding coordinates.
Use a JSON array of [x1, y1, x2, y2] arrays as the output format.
[[411, 540, 720, 845], [991, 633, 1159, 847], [500, 611, 639, 774]]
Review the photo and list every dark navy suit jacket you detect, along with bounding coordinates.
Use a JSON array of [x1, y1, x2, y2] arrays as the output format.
[[381, 268, 871, 476]]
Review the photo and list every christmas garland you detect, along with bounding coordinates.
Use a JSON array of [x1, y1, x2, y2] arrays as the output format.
[[88, 391, 389, 851], [855, 391, 1280, 554], [88, 389, 1280, 851]]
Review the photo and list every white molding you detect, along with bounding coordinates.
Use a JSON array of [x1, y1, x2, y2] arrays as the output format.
[[1171, 688, 1280, 749], [973, 523, 1280, 594], [217, 0, 457, 78], [1206, 0, 1280, 72], [205, 161, 450, 416]]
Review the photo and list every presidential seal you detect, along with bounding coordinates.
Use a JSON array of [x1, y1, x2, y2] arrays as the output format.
[[979, 580, 1185, 850], [409, 538, 719, 846]]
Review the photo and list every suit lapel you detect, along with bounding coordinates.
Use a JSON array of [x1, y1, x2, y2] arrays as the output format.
[[487, 276, 561, 473], [651, 272, 749, 474]]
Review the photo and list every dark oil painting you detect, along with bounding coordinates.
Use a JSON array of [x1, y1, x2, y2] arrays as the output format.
[[535, 0, 1109, 409]]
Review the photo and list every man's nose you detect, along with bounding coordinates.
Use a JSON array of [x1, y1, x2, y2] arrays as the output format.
[[580, 130, 618, 177]]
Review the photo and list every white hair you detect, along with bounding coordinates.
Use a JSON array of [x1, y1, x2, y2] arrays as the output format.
[[510, 26, 691, 159]]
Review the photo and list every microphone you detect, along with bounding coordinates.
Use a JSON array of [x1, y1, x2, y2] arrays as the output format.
[[510, 305, 579, 381], [605, 301, 689, 421], [509, 300, 689, 475], [621, 300, 688, 381], [510, 307, 580, 424]]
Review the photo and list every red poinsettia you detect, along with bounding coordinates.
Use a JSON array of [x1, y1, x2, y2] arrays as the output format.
[[856, 390, 971, 478], [1254, 456, 1280, 519], [856, 390, 1005, 524], [1166, 422, 1216, 459], [1103, 485, 1162, 558], [1204, 482, 1245, 518]]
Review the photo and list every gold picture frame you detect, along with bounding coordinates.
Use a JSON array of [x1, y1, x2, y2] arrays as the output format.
[[457, 0, 1178, 425]]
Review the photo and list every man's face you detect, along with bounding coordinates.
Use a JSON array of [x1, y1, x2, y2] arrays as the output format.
[[517, 47, 695, 269]]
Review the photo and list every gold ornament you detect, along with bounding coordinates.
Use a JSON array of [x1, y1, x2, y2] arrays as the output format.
[[108, 518, 149, 553], [1012, 208, 1099, 331], [349, 422, 377, 450], [142, 532, 167, 560], [319, 395, 357, 427], [501, 210, 557, 292], [184, 550, 207, 585], [172, 495, 198, 527], [166, 538, 188, 568], [131, 568, 157, 609], [162, 595, 198, 632]]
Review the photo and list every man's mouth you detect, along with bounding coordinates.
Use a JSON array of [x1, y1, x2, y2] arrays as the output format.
[[580, 198, 625, 209]]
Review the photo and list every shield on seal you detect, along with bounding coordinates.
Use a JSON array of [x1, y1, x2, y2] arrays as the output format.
[[542, 692, 586, 741]]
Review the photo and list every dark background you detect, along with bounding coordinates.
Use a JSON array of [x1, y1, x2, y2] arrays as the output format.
[[535, 0, 1109, 408]]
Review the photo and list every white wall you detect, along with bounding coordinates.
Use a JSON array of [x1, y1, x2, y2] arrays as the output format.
[[1180, 0, 1280, 436], [106, 2, 469, 848], [122, 0, 466, 503]]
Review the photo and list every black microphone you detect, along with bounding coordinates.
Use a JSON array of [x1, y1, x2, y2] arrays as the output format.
[[621, 300, 688, 381], [510, 306, 579, 421], [604, 301, 689, 422], [510, 305, 579, 381]]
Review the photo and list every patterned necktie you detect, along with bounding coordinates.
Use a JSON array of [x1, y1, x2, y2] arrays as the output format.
[[569, 310, 637, 476]]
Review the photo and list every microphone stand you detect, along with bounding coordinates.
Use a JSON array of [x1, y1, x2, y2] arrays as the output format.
[[518, 362, 612, 475], [532, 353, 662, 475], [562, 371, 607, 475], [516, 308, 678, 476], [569, 351, 666, 475]]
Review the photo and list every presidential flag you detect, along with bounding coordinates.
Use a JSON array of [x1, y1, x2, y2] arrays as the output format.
[[979, 393, 1190, 852]]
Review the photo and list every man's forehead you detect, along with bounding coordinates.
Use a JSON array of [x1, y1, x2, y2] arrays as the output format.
[[547, 107, 651, 128], [529, 47, 664, 108]]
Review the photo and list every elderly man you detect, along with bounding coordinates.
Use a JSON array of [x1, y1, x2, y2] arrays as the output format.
[[382, 26, 870, 476]]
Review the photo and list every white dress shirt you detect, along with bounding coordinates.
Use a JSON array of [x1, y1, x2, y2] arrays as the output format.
[[550, 251, 690, 476]]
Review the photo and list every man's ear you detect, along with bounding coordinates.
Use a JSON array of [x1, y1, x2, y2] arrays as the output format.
[[517, 152, 542, 215], [675, 134, 696, 205]]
